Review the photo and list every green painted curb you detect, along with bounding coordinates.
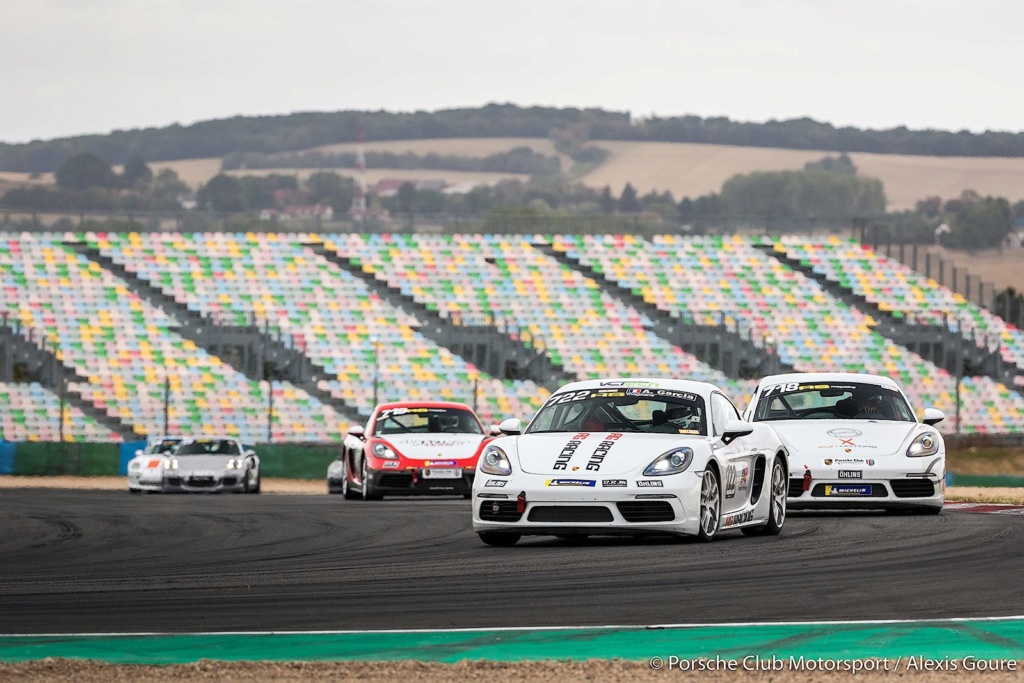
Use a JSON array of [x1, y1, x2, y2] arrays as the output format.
[[2, 620, 1024, 664]]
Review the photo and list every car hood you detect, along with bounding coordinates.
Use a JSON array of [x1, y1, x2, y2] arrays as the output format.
[[382, 434, 485, 461], [173, 455, 237, 472], [514, 432, 694, 476], [765, 420, 919, 459]]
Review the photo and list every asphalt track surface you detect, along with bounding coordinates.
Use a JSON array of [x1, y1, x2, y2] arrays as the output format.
[[2, 489, 1022, 634]]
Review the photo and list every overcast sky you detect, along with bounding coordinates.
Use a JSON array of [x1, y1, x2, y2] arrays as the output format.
[[2, 0, 1022, 143]]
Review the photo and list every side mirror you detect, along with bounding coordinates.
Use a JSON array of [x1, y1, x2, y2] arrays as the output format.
[[348, 425, 365, 439], [489, 424, 502, 437], [721, 419, 754, 445], [922, 408, 945, 426], [498, 418, 522, 436]]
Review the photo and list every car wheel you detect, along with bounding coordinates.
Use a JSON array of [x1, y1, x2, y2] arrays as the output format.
[[241, 468, 252, 494], [129, 488, 141, 495], [478, 531, 521, 547], [250, 468, 261, 494], [742, 458, 786, 536], [696, 468, 722, 542], [361, 458, 381, 501]]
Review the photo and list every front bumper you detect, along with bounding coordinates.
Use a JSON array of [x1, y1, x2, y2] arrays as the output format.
[[128, 471, 164, 492], [788, 464, 944, 509], [471, 471, 703, 536], [162, 471, 247, 493], [367, 468, 475, 496]]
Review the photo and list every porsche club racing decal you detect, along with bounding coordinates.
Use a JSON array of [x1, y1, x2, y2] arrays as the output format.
[[602, 479, 627, 487], [545, 479, 597, 487], [823, 457, 875, 466], [553, 432, 590, 470]]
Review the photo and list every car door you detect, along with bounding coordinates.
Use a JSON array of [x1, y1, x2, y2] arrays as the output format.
[[711, 392, 754, 514]]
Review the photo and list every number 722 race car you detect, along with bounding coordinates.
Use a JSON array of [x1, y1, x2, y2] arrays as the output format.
[[471, 378, 790, 546]]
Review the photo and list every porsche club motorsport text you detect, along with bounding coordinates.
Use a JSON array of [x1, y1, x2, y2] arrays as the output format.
[[649, 655, 1017, 672]]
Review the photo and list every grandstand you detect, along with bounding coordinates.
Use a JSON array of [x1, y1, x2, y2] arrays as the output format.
[[1, 230, 1023, 442]]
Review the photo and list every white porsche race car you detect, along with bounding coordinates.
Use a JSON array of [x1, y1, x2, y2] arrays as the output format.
[[742, 373, 946, 513], [471, 378, 790, 546], [127, 436, 183, 493], [160, 436, 261, 494]]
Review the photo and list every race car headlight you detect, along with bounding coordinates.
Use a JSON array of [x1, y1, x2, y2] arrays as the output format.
[[372, 442, 398, 460], [643, 447, 694, 476], [164, 458, 179, 470], [479, 445, 512, 476], [907, 432, 940, 457], [129, 461, 141, 470], [226, 458, 243, 470]]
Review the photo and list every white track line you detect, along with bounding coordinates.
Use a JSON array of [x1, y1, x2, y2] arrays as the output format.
[[4, 614, 1024, 638]]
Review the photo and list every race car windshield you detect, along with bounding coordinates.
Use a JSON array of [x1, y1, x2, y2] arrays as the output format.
[[525, 388, 708, 435], [373, 407, 484, 436], [752, 382, 915, 422], [175, 439, 242, 456], [146, 439, 181, 454]]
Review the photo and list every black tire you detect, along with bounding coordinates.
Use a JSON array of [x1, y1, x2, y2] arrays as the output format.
[[695, 468, 722, 542], [241, 468, 252, 494], [742, 458, 787, 536], [129, 488, 142, 495], [478, 531, 521, 547], [342, 458, 360, 500], [361, 458, 381, 501], [250, 469, 261, 494]]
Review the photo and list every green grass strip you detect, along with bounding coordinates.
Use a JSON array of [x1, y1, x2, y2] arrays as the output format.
[[2, 619, 1024, 664]]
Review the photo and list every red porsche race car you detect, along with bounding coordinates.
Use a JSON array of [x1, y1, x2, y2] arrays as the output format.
[[328, 401, 496, 499]]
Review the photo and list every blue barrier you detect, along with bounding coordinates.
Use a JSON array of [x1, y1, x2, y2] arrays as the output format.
[[0, 442, 14, 475], [118, 441, 147, 475]]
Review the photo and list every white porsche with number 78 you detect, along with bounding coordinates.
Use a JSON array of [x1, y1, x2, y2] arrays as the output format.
[[742, 373, 945, 513], [471, 378, 790, 546]]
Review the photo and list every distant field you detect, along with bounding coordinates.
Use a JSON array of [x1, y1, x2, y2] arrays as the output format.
[[223, 167, 530, 188], [9, 138, 1024, 213], [580, 141, 1024, 211]]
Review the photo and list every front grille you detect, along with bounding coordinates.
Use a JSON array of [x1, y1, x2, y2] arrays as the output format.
[[222, 477, 238, 486], [378, 473, 413, 488], [617, 501, 675, 523], [811, 483, 889, 497], [890, 479, 936, 498], [187, 476, 216, 487], [479, 501, 522, 522], [788, 478, 805, 497], [527, 506, 614, 523]]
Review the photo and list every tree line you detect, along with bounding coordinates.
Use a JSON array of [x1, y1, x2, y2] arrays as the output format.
[[220, 146, 561, 175], [5, 104, 1024, 173]]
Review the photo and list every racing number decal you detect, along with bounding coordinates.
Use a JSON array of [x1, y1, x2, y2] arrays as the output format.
[[763, 383, 799, 396], [553, 433, 590, 470], [586, 433, 622, 471], [725, 464, 738, 498]]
